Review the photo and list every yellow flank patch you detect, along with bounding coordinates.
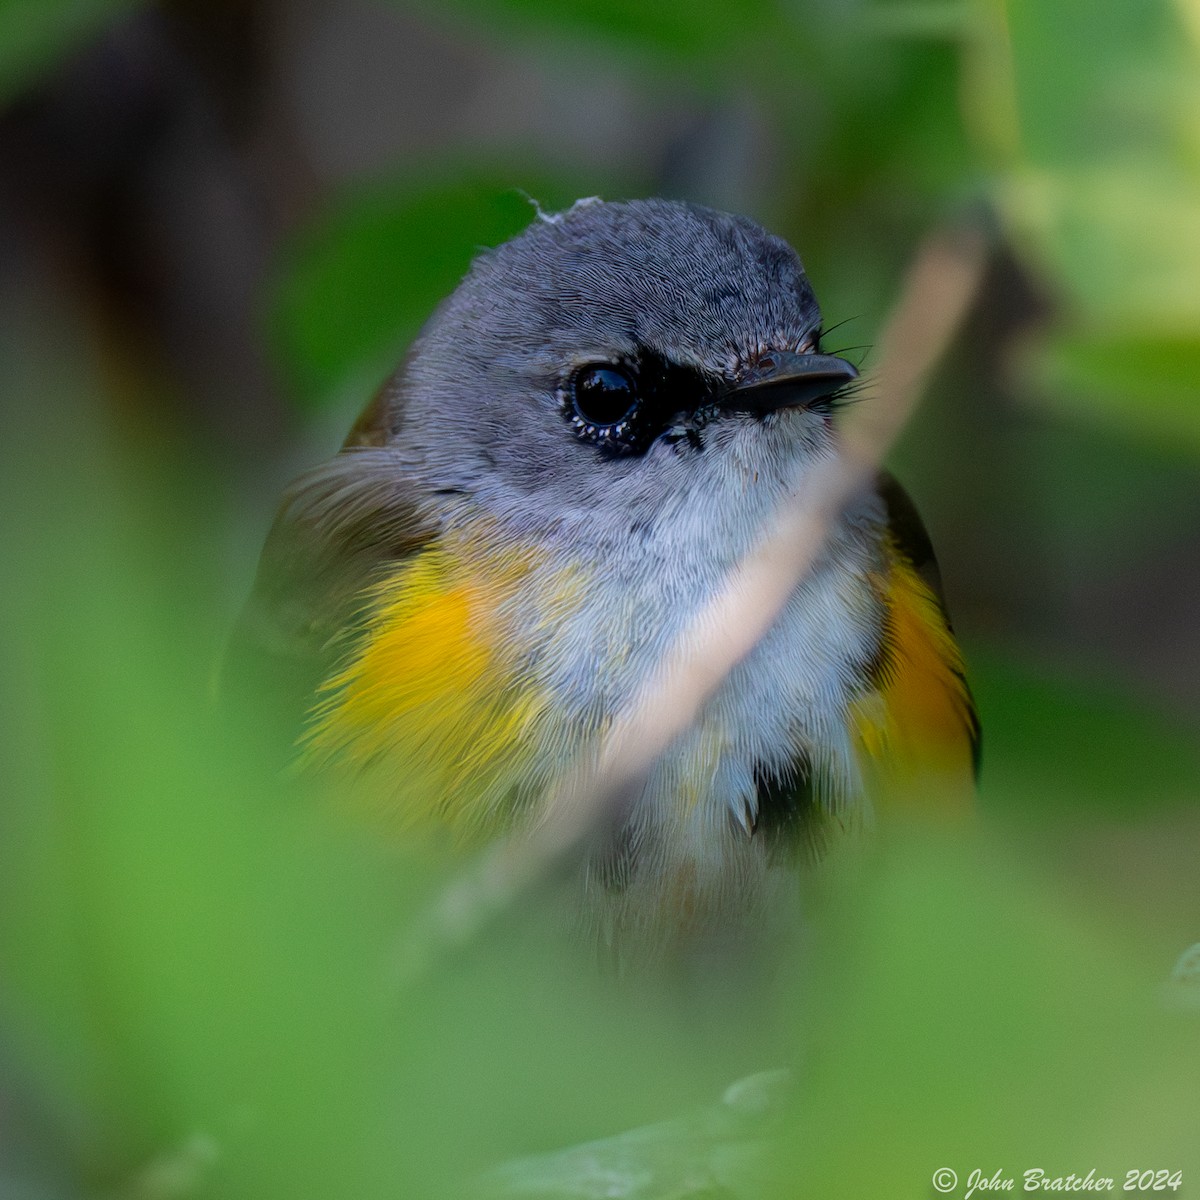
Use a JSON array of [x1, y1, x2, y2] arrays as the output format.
[[303, 537, 563, 840], [850, 545, 978, 816]]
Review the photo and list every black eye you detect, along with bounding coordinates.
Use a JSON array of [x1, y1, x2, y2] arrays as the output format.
[[571, 364, 638, 427]]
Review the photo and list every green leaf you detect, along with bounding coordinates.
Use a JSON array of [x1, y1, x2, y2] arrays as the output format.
[[0, 0, 146, 105], [968, 648, 1200, 815], [1002, 166, 1200, 333], [1006, 0, 1175, 167], [272, 172, 581, 413], [395, 0, 781, 65], [986, 0, 1200, 446], [787, 832, 1200, 1194], [1027, 331, 1200, 452]]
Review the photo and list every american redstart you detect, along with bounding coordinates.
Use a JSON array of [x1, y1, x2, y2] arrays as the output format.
[[232, 197, 978, 947]]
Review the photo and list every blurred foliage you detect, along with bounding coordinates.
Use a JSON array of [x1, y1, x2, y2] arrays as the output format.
[[1002, 0, 1200, 442], [0, 292, 757, 1198], [401, 0, 782, 63], [2, 0, 1199, 1198], [0, 0, 147, 105], [973, 649, 1200, 817], [787, 830, 1200, 1195], [2, 382, 1196, 1195], [275, 172, 584, 411], [270, 0, 1200, 449]]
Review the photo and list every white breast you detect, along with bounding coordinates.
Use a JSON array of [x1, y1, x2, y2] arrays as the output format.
[[497, 430, 888, 941]]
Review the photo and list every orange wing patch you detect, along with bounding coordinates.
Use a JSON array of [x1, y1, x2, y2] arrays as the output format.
[[850, 546, 979, 816]]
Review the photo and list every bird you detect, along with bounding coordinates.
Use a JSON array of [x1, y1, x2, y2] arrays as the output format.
[[231, 197, 979, 954]]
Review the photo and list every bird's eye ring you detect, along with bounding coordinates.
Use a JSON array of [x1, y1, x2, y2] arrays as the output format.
[[571, 364, 639, 427]]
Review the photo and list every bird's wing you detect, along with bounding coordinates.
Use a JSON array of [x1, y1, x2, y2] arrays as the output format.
[[224, 431, 436, 755], [849, 472, 980, 813]]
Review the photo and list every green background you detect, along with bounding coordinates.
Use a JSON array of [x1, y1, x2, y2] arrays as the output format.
[[0, 0, 1197, 1196]]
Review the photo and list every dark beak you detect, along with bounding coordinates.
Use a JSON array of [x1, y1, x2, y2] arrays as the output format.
[[725, 350, 859, 414]]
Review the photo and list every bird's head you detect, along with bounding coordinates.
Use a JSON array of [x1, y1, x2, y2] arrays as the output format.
[[371, 198, 858, 545]]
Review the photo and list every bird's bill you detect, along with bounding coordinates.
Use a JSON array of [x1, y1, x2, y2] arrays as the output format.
[[726, 350, 858, 413]]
